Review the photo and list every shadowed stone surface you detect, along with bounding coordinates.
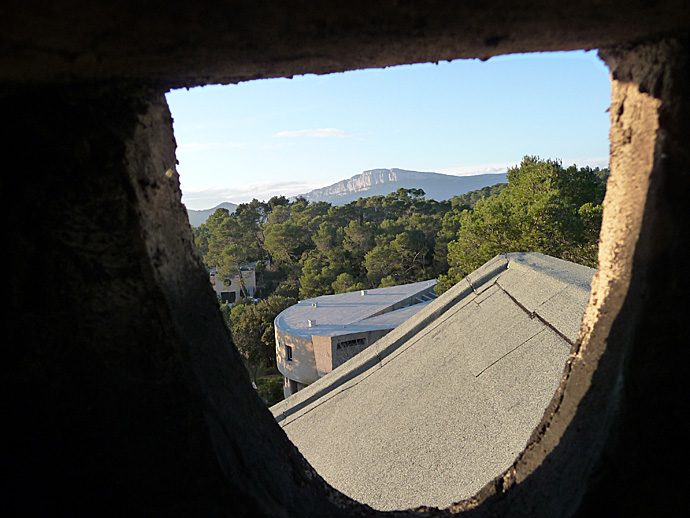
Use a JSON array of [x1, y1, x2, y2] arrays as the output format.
[[4, 86, 361, 517], [4, 2, 689, 516], [1, 1, 689, 86]]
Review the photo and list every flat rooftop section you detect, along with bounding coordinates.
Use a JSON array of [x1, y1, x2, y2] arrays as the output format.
[[275, 280, 436, 338], [359, 301, 432, 326], [271, 253, 594, 511]]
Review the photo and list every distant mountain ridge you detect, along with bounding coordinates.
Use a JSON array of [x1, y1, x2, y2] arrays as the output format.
[[187, 202, 237, 227], [187, 168, 508, 225], [298, 168, 507, 205]]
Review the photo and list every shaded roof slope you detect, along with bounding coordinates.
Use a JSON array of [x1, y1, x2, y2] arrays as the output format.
[[271, 253, 593, 510]]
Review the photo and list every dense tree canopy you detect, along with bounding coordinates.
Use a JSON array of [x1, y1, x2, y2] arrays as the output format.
[[194, 157, 608, 395], [193, 157, 607, 299], [225, 294, 296, 383], [436, 157, 607, 292], [194, 187, 454, 300]]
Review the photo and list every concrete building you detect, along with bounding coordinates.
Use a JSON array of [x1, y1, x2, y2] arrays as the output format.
[[271, 253, 594, 510], [275, 280, 437, 398], [209, 265, 256, 303]]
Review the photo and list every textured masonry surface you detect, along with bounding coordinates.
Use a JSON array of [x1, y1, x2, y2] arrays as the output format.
[[4, 2, 690, 516]]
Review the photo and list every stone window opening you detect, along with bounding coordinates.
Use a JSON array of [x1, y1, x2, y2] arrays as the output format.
[[5, 5, 687, 516], [167, 55, 611, 509], [159, 40, 686, 516]]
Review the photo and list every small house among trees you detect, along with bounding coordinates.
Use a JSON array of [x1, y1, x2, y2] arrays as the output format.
[[209, 264, 257, 303]]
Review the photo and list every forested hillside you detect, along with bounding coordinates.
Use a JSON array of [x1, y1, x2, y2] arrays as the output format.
[[194, 157, 607, 300], [436, 157, 608, 292], [195, 187, 451, 300], [194, 157, 607, 396]]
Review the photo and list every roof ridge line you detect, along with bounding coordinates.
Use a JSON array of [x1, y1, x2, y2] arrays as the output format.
[[494, 280, 575, 346], [271, 257, 509, 423]]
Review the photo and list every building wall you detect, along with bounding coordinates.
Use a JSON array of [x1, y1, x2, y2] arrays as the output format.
[[304, 330, 394, 383], [210, 269, 256, 302], [275, 327, 320, 398], [331, 330, 390, 370], [312, 335, 334, 378], [277, 327, 393, 397]]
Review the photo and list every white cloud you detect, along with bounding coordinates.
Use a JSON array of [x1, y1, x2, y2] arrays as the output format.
[[436, 162, 514, 176], [182, 180, 321, 209], [177, 141, 247, 152], [273, 128, 349, 138], [437, 156, 609, 176]]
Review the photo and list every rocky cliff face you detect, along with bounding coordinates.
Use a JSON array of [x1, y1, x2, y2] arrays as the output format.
[[328, 169, 390, 194], [300, 168, 507, 204]]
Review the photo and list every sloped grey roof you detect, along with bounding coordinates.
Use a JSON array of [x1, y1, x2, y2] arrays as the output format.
[[275, 279, 437, 338], [357, 301, 432, 326], [270, 253, 593, 511]]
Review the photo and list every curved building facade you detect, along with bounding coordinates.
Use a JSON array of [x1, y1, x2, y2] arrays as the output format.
[[275, 280, 436, 398]]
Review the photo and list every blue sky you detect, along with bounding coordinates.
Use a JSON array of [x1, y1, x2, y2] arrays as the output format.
[[166, 51, 610, 210]]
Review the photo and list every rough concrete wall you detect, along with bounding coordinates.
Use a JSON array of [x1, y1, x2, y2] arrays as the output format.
[[578, 38, 690, 515], [4, 86, 365, 516], [276, 328, 320, 385], [313, 335, 334, 378], [4, 2, 689, 516], [1, 1, 689, 86], [417, 38, 690, 518]]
